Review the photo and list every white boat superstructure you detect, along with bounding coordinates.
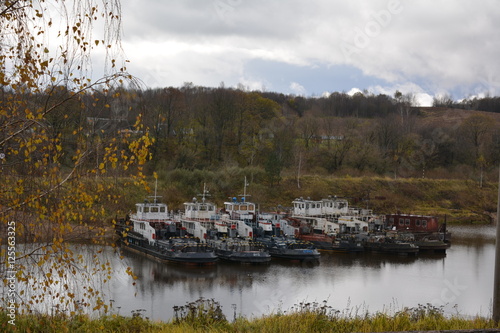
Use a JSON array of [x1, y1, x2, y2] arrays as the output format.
[[337, 216, 369, 233], [289, 215, 340, 235], [291, 195, 385, 235], [221, 177, 256, 238], [180, 184, 221, 240], [221, 196, 255, 238], [321, 196, 350, 218], [292, 196, 350, 220], [257, 212, 274, 233], [130, 197, 174, 245], [292, 198, 323, 217]]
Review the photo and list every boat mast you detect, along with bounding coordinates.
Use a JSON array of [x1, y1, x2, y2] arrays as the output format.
[[199, 183, 209, 203], [154, 177, 158, 203], [243, 176, 248, 200], [149, 177, 162, 204]]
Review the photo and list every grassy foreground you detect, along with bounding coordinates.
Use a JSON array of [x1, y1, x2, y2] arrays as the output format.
[[2, 302, 499, 333]]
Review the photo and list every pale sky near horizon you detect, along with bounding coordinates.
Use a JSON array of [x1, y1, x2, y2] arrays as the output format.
[[118, 0, 500, 106]]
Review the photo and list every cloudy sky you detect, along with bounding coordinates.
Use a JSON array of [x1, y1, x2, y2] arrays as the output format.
[[119, 0, 500, 106]]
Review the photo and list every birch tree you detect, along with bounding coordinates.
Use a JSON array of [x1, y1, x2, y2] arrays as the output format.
[[1, 0, 151, 316]]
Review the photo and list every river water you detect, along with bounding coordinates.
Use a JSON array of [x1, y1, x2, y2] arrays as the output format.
[[101, 224, 496, 321]]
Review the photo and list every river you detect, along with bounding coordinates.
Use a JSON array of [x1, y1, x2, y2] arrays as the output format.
[[102, 224, 496, 321]]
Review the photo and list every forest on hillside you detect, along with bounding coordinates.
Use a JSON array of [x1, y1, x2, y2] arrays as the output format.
[[2, 83, 500, 185]]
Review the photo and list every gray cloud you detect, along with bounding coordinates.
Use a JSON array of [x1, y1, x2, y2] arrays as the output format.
[[120, 0, 500, 99]]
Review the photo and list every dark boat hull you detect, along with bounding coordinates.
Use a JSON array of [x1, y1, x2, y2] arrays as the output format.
[[215, 249, 271, 263], [297, 234, 364, 252], [256, 237, 321, 261], [121, 235, 218, 265], [267, 248, 321, 260], [415, 240, 449, 253], [364, 241, 419, 255], [331, 240, 365, 253]]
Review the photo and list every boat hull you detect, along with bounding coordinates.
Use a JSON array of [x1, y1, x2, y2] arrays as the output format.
[[215, 249, 271, 263], [267, 248, 320, 261], [297, 234, 364, 252], [257, 237, 321, 261], [363, 241, 419, 255], [121, 235, 218, 265]]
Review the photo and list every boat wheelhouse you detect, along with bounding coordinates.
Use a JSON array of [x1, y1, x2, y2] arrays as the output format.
[[292, 197, 323, 217], [130, 198, 175, 245], [221, 196, 255, 238], [321, 196, 349, 218], [220, 177, 257, 238], [180, 184, 221, 240]]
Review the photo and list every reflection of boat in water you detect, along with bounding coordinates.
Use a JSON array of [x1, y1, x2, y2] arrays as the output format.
[[256, 236, 320, 261], [116, 185, 217, 265], [210, 238, 271, 264]]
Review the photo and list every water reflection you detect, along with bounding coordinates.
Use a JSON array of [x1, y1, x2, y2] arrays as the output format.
[[84, 225, 498, 321]]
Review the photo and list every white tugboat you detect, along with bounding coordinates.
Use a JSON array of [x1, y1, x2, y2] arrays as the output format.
[[180, 184, 222, 240], [116, 180, 218, 265], [220, 177, 257, 238]]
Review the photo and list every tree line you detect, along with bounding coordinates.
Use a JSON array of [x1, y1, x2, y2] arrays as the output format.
[[4, 83, 499, 185]]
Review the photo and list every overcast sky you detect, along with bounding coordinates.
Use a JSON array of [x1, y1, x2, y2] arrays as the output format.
[[119, 0, 500, 106]]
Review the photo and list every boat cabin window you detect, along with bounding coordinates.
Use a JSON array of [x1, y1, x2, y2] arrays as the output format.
[[389, 217, 394, 224], [160, 206, 165, 213], [151, 207, 159, 213], [144, 207, 149, 213], [405, 219, 410, 226], [416, 219, 421, 226], [399, 218, 404, 226], [422, 220, 427, 228]]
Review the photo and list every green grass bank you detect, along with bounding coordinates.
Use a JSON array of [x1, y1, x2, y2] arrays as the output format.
[[2, 302, 499, 333]]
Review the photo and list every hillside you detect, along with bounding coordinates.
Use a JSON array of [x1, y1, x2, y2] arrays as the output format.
[[418, 106, 500, 126]]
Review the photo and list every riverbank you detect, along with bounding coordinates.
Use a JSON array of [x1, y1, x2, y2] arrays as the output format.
[[2, 302, 499, 333]]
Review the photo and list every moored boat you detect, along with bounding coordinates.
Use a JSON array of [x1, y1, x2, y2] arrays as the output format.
[[331, 234, 365, 252], [116, 185, 217, 265], [210, 238, 271, 263], [180, 184, 220, 240], [414, 235, 449, 253], [385, 213, 451, 252], [256, 236, 321, 261], [157, 237, 218, 264], [362, 233, 419, 255], [220, 177, 258, 238]]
